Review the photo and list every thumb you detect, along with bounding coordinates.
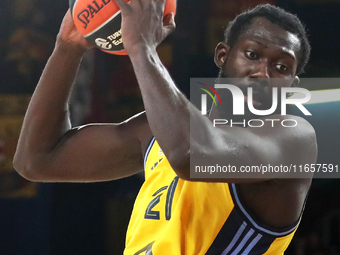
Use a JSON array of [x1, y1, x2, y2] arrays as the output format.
[[163, 12, 176, 35]]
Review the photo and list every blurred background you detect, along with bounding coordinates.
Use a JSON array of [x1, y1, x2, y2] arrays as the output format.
[[0, 0, 339, 254]]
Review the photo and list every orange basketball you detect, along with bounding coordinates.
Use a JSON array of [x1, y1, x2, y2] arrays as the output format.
[[69, 0, 177, 55]]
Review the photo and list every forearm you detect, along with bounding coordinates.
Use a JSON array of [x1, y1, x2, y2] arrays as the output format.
[[14, 42, 85, 174], [129, 48, 210, 174]]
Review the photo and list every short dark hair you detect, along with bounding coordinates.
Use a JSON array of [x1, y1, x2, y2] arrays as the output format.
[[224, 4, 311, 75]]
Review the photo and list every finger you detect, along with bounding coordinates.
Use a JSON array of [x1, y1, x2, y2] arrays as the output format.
[[163, 12, 176, 37], [163, 12, 175, 29], [61, 9, 72, 25], [113, 0, 129, 11]]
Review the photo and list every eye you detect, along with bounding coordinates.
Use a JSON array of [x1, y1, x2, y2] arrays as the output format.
[[245, 51, 258, 60], [276, 64, 288, 72]]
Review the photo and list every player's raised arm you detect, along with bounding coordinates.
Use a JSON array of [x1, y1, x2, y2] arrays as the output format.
[[13, 10, 150, 182], [115, 0, 317, 182]]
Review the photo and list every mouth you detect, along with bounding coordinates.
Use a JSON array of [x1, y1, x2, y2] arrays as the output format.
[[244, 95, 263, 107], [238, 81, 266, 107]]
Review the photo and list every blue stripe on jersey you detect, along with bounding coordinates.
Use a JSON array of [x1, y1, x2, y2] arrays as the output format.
[[144, 137, 156, 169], [230, 183, 298, 236], [206, 208, 275, 255], [241, 234, 262, 255], [221, 222, 247, 255], [206, 206, 272, 255], [230, 228, 255, 255]]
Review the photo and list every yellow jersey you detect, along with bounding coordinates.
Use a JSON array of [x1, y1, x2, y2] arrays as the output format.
[[124, 138, 300, 255]]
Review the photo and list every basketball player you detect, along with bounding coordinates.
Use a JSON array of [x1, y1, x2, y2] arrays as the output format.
[[14, 1, 317, 254]]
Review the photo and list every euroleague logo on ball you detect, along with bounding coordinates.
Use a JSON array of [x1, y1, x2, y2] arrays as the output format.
[[74, 0, 122, 51], [70, 0, 176, 55], [95, 29, 122, 50], [95, 38, 112, 50]]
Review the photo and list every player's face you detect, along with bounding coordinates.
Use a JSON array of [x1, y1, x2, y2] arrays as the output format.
[[214, 17, 301, 114]]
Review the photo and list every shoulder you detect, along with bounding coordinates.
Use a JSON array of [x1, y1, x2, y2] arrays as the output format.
[[273, 114, 317, 164], [249, 114, 317, 164], [117, 111, 154, 152], [255, 114, 316, 138]]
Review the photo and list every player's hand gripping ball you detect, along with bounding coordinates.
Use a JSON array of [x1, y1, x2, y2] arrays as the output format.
[[69, 0, 176, 55]]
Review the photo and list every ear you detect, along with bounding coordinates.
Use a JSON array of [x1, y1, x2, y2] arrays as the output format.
[[291, 76, 300, 87], [214, 42, 230, 68]]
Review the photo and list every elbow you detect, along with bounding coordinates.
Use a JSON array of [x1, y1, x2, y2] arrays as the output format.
[[167, 149, 191, 181], [12, 153, 45, 182], [12, 152, 27, 178], [172, 165, 191, 181]]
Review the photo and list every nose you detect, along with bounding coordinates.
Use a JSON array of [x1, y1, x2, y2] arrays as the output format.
[[250, 61, 270, 79]]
